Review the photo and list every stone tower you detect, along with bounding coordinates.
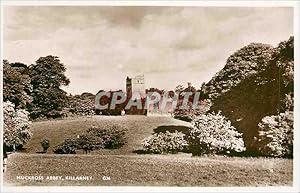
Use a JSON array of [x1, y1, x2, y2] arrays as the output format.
[[126, 76, 132, 98], [126, 75, 145, 99]]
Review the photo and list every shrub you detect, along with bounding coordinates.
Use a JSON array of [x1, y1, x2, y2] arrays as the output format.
[[86, 124, 127, 149], [256, 111, 293, 157], [142, 131, 188, 154], [189, 112, 245, 155], [53, 124, 127, 154], [3, 101, 32, 150], [41, 138, 50, 152], [77, 133, 104, 153], [53, 138, 78, 154]]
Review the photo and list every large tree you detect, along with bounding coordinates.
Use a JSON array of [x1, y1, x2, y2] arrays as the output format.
[[209, 37, 294, 153], [205, 43, 274, 99], [28, 55, 70, 119], [3, 60, 32, 108]]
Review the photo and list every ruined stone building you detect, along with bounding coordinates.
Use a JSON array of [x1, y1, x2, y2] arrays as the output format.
[[126, 75, 146, 100]]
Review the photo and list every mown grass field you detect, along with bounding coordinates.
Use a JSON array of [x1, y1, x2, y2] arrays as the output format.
[[4, 115, 293, 186], [4, 153, 292, 186]]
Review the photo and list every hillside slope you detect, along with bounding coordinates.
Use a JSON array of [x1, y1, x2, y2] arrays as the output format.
[[24, 116, 191, 154]]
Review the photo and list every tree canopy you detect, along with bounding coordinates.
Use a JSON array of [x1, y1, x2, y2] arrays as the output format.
[[28, 55, 70, 119], [3, 60, 32, 108]]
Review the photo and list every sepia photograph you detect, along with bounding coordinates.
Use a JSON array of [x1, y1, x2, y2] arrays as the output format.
[[0, 1, 299, 192]]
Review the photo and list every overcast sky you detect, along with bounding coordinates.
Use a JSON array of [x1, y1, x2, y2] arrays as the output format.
[[3, 6, 293, 94]]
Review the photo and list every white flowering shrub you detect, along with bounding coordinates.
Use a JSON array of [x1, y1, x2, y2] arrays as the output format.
[[257, 111, 293, 157], [189, 112, 245, 155], [3, 101, 32, 149], [142, 131, 188, 154]]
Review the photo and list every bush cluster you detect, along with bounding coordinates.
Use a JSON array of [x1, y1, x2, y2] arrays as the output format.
[[53, 124, 127, 154], [142, 131, 188, 154], [3, 101, 32, 149], [256, 111, 293, 157], [77, 133, 104, 152], [86, 125, 127, 149], [142, 112, 245, 156], [189, 112, 245, 155], [53, 138, 78, 154]]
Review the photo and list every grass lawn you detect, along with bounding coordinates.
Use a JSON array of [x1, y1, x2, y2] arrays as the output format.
[[4, 115, 293, 186], [4, 153, 292, 186]]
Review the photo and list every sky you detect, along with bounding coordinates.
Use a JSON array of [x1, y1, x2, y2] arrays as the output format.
[[3, 6, 293, 94]]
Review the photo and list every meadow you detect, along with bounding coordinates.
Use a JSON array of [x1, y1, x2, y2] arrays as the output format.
[[3, 116, 293, 186]]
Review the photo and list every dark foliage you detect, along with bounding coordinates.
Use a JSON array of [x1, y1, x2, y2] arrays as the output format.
[[173, 99, 212, 122], [3, 60, 32, 109], [208, 36, 294, 153], [53, 139, 78, 154], [86, 125, 127, 149], [205, 43, 274, 99], [53, 124, 127, 154], [67, 93, 95, 116], [28, 55, 70, 119], [41, 138, 50, 152]]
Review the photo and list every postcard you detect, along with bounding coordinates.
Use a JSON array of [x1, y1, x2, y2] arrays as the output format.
[[1, 1, 299, 192]]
